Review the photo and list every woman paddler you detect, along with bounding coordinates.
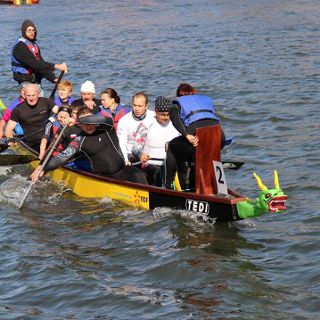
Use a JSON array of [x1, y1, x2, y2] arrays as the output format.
[[165, 83, 226, 190]]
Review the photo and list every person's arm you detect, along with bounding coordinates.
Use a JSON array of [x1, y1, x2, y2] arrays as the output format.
[[31, 136, 82, 182], [52, 105, 59, 114], [170, 103, 199, 146], [1, 108, 12, 123], [5, 119, 17, 140], [116, 118, 130, 163], [39, 120, 53, 159], [13, 42, 55, 73], [39, 137, 48, 160], [84, 100, 96, 110], [169, 103, 188, 136], [13, 43, 67, 83], [4, 119, 18, 147], [0, 119, 6, 138], [45, 137, 81, 170]]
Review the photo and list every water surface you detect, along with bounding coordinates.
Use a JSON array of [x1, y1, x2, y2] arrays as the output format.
[[0, 0, 319, 319]]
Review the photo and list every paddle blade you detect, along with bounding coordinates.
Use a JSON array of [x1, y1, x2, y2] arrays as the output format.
[[0, 154, 37, 166], [222, 161, 244, 170]]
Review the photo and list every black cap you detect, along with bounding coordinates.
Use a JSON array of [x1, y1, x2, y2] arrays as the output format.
[[78, 114, 108, 125], [58, 105, 71, 115], [154, 96, 172, 112], [21, 19, 37, 40]]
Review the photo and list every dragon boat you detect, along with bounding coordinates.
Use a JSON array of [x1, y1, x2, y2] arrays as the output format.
[[11, 125, 287, 222]]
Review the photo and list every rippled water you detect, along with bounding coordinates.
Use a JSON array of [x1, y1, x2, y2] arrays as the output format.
[[0, 0, 320, 319]]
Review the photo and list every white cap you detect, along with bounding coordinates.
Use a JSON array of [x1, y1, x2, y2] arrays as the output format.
[[80, 80, 95, 94]]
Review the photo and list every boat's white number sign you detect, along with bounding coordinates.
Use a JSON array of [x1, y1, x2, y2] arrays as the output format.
[[185, 199, 210, 214], [212, 160, 228, 196]]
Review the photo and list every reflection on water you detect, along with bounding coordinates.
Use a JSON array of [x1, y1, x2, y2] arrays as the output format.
[[0, 0, 319, 319]]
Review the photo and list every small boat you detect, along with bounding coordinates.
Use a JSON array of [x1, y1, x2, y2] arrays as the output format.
[[0, 0, 39, 5], [13, 125, 287, 222]]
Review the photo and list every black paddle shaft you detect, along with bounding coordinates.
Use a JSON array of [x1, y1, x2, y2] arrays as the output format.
[[49, 71, 65, 100]]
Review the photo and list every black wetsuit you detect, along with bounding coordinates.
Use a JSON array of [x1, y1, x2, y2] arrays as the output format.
[[44, 123, 148, 184], [165, 102, 225, 190]]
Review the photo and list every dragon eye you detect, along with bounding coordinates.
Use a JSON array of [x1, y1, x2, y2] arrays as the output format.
[[265, 193, 271, 199]]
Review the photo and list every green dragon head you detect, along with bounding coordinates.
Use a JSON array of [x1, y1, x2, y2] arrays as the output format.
[[253, 170, 287, 213]]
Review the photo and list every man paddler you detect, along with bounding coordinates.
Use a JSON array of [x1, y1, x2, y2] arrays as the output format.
[[11, 19, 67, 85], [30, 108, 148, 185], [5, 83, 56, 151]]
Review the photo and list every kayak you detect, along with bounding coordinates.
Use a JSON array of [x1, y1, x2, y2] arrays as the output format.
[[12, 125, 287, 222]]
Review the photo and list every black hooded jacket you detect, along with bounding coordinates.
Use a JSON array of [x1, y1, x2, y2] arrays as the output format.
[[12, 19, 56, 84]]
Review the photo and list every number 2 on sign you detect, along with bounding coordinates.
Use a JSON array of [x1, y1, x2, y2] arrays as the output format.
[[212, 161, 229, 196]]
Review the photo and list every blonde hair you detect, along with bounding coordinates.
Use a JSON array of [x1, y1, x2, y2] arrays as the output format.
[[58, 80, 73, 92]]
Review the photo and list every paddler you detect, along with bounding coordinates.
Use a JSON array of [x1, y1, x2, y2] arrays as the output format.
[[30, 108, 148, 185], [71, 80, 101, 114], [0, 82, 27, 138], [165, 83, 226, 190], [5, 83, 57, 151], [11, 19, 67, 85], [117, 92, 155, 165], [98, 88, 129, 130]]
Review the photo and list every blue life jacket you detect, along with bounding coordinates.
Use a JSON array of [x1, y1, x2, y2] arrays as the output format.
[[11, 37, 40, 75], [15, 123, 24, 136], [174, 94, 219, 127], [8, 98, 25, 135], [54, 96, 75, 106]]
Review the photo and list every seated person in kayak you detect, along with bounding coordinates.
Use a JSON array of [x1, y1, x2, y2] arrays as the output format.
[[0, 82, 27, 138], [39, 105, 72, 160], [132, 96, 180, 186], [165, 83, 226, 190], [71, 80, 100, 114], [31, 108, 148, 185], [98, 88, 129, 130], [54, 80, 75, 106], [5, 83, 57, 151]]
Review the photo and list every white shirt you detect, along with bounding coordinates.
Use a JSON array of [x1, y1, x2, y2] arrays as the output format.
[[132, 117, 180, 166], [117, 110, 155, 162]]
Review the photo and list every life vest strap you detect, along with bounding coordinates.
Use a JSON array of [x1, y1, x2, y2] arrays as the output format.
[[185, 109, 214, 121]]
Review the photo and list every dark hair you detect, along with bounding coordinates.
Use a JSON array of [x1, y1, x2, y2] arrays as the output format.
[[132, 92, 148, 105], [58, 104, 71, 115], [77, 106, 93, 117], [176, 83, 197, 97], [101, 88, 120, 104]]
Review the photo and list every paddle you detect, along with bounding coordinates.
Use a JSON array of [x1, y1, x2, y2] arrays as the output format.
[[18, 124, 68, 209], [222, 161, 244, 170], [49, 71, 65, 100], [0, 128, 45, 153], [133, 157, 245, 171]]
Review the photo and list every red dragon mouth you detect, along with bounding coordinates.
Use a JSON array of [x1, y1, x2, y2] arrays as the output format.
[[268, 195, 287, 213]]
